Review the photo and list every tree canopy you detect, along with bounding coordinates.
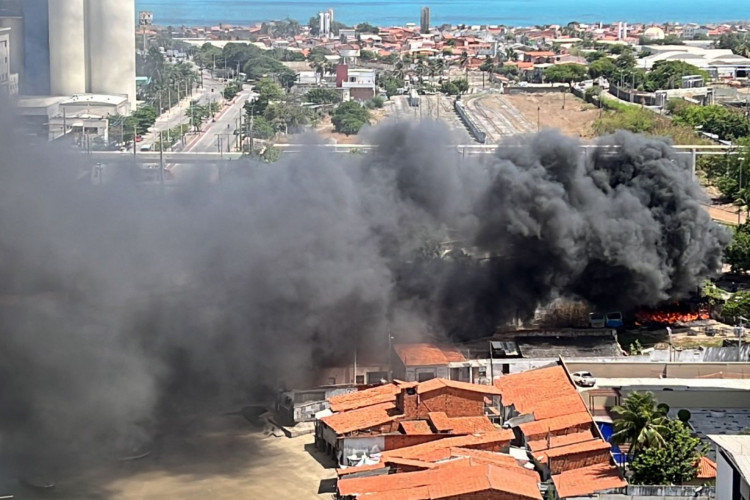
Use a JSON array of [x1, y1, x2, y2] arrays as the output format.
[[544, 64, 587, 83], [644, 60, 710, 92], [331, 101, 371, 135], [611, 391, 668, 457], [629, 420, 705, 485]]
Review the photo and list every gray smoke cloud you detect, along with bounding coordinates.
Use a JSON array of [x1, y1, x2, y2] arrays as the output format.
[[0, 102, 728, 476]]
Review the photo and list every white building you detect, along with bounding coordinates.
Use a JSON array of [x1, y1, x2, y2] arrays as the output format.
[[47, 0, 136, 110], [639, 45, 750, 78], [709, 435, 750, 500], [0, 25, 18, 97]]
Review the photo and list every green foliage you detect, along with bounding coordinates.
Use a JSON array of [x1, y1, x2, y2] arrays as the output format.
[[657, 403, 671, 416], [722, 290, 750, 320], [365, 96, 385, 109], [677, 409, 691, 423], [332, 101, 371, 135], [611, 392, 668, 456], [305, 88, 342, 104], [630, 420, 703, 485], [629, 338, 644, 355], [585, 50, 608, 62], [588, 57, 616, 79], [715, 32, 750, 57], [360, 50, 378, 61], [726, 225, 750, 273], [223, 82, 242, 101], [672, 105, 750, 141], [377, 73, 403, 97], [697, 140, 750, 205], [356, 22, 379, 34], [594, 106, 658, 135], [645, 60, 710, 91], [261, 145, 281, 163], [454, 78, 469, 93], [246, 78, 285, 116], [701, 281, 726, 307], [639, 34, 685, 46], [249, 116, 275, 140], [544, 63, 588, 83], [264, 101, 311, 133], [441, 81, 460, 95], [130, 106, 158, 135]]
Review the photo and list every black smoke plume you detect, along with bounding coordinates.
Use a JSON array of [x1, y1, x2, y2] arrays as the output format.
[[0, 104, 728, 475]]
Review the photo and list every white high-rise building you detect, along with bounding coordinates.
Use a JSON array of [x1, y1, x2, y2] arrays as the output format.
[[46, 0, 136, 109]]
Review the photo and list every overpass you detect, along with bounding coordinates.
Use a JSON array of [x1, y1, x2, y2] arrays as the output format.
[[88, 143, 740, 178]]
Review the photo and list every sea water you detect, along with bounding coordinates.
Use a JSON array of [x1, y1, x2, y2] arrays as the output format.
[[136, 0, 749, 28]]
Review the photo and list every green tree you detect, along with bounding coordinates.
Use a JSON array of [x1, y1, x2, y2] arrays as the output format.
[[305, 88, 342, 104], [246, 78, 285, 116], [249, 115, 276, 140], [611, 392, 668, 457], [727, 226, 750, 275], [588, 58, 616, 79], [441, 80, 460, 95], [356, 22, 379, 34], [673, 105, 750, 141], [723, 290, 750, 320], [630, 420, 704, 485], [331, 101, 371, 135], [716, 33, 750, 57], [223, 82, 242, 100], [645, 60, 710, 91], [544, 64, 588, 83]]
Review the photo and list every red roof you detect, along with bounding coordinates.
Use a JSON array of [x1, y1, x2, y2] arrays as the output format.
[[400, 420, 433, 435], [531, 394, 588, 420], [383, 431, 514, 460], [697, 456, 717, 479], [428, 412, 497, 434], [543, 438, 612, 459], [394, 343, 466, 366], [495, 366, 577, 413], [339, 463, 542, 500], [552, 463, 627, 498], [519, 412, 593, 438], [527, 430, 598, 452], [417, 378, 502, 396], [337, 462, 388, 477], [329, 383, 402, 412], [321, 402, 397, 434]]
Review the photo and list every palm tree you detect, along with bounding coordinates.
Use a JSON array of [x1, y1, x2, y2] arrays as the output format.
[[611, 392, 668, 458], [459, 50, 469, 78]]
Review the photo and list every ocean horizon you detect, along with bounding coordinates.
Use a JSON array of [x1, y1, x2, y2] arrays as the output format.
[[136, 0, 750, 28]]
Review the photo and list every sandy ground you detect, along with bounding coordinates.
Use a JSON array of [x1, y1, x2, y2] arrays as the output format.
[[705, 204, 746, 226], [502, 93, 601, 139], [14, 413, 336, 500]]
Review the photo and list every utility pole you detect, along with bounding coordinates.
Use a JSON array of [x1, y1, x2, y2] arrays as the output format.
[[537, 106, 541, 131], [159, 130, 165, 191], [737, 317, 748, 361]]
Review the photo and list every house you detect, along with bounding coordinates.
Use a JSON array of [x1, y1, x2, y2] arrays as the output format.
[[393, 342, 467, 382], [335, 65, 376, 101], [709, 435, 750, 500]]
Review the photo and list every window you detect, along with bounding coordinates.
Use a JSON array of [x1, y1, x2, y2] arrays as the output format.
[[355, 375, 364, 384], [417, 371, 435, 382]]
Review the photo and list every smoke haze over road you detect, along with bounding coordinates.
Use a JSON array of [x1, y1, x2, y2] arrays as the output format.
[[0, 105, 729, 474]]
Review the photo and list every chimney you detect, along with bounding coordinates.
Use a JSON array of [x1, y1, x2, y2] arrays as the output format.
[[335, 63, 348, 88]]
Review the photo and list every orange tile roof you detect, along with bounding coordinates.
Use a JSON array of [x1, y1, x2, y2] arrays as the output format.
[[552, 463, 627, 498], [527, 430, 598, 452], [329, 383, 406, 412], [400, 420, 433, 435], [321, 402, 397, 435], [341, 464, 542, 500], [428, 412, 497, 434], [337, 462, 388, 477], [495, 366, 577, 413], [417, 378, 502, 395], [519, 412, 593, 438], [542, 438, 612, 459], [697, 456, 717, 479], [386, 457, 437, 470], [531, 394, 588, 420], [394, 343, 466, 366], [383, 431, 514, 460]]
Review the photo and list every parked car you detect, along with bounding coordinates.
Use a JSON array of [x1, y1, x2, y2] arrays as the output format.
[[572, 371, 596, 387], [588, 312, 606, 328]]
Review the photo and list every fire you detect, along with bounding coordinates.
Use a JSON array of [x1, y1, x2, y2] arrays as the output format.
[[635, 307, 709, 325]]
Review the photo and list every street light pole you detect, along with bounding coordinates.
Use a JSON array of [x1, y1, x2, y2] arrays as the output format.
[[537, 106, 541, 131]]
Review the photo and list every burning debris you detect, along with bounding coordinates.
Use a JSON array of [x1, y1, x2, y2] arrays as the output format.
[[635, 305, 711, 326], [0, 105, 729, 474]]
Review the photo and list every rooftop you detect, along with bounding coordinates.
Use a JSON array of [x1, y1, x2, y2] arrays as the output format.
[[328, 382, 403, 412], [417, 377, 502, 396], [400, 420, 433, 435], [320, 402, 397, 434], [552, 462, 627, 498], [394, 343, 466, 366], [427, 412, 497, 434]]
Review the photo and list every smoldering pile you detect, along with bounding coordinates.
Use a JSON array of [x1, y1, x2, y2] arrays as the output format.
[[0, 109, 728, 473]]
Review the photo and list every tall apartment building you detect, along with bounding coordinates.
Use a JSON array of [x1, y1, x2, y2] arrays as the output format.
[[420, 6, 430, 34]]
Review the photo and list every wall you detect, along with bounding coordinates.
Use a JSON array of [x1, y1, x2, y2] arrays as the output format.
[[716, 451, 734, 500], [442, 491, 528, 500], [623, 389, 750, 410], [455, 99, 486, 144], [404, 365, 449, 382], [341, 435, 385, 464], [564, 361, 750, 379], [418, 387, 485, 418], [349, 87, 374, 101], [21, 0, 50, 94], [548, 449, 612, 475]]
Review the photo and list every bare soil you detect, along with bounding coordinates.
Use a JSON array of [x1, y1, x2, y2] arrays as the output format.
[[503, 93, 601, 138]]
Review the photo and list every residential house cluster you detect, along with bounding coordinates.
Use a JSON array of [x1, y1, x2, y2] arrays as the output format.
[[315, 363, 627, 499]]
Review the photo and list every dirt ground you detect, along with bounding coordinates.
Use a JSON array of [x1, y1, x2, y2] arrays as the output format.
[[15, 412, 336, 500], [503, 93, 601, 138], [309, 108, 389, 145]]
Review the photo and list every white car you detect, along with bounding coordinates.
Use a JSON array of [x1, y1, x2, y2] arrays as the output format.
[[572, 371, 596, 387]]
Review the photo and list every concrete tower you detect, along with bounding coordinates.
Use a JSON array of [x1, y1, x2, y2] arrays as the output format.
[[48, 0, 86, 95], [86, 0, 136, 109]]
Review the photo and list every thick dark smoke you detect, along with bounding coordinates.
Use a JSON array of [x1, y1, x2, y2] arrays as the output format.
[[0, 101, 728, 475]]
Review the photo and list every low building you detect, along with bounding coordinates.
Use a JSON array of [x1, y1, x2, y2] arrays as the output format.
[[393, 343, 467, 382], [709, 435, 750, 500], [335, 64, 376, 101]]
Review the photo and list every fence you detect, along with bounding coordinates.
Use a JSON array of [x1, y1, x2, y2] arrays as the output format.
[[624, 485, 715, 497], [454, 99, 487, 144]]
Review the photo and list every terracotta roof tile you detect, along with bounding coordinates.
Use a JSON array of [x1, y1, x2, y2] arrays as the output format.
[[428, 413, 498, 434], [542, 438, 612, 459], [394, 343, 466, 366], [697, 456, 717, 479], [417, 378, 502, 395], [357, 486, 429, 500], [552, 463, 626, 498], [532, 394, 588, 420], [337, 463, 388, 477], [399, 420, 433, 435], [329, 384, 401, 412], [527, 431, 597, 452], [520, 412, 593, 438], [321, 402, 397, 435], [383, 431, 514, 460], [385, 457, 437, 470], [487, 463, 545, 500], [495, 366, 577, 414]]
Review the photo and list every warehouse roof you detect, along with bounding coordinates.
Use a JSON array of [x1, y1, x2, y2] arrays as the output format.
[[394, 343, 466, 366]]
